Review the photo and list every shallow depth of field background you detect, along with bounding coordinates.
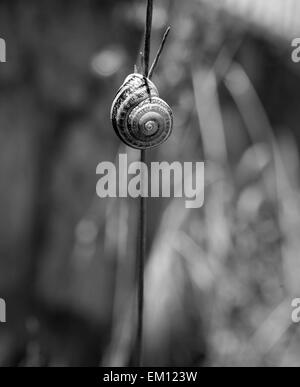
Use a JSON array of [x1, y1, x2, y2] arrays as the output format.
[[0, 0, 300, 367]]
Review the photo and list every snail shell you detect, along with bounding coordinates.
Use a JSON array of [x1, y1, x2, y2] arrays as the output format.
[[110, 73, 173, 150]]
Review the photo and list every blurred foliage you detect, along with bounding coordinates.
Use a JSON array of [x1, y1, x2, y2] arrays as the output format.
[[0, 0, 300, 367]]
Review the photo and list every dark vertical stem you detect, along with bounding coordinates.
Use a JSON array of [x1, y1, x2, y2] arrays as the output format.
[[135, 149, 147, 367], [143, 0, 153, 78], [134, 0, 153, 368]]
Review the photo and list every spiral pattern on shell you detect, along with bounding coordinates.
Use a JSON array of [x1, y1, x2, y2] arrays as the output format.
[[110, 73, 173, 150]]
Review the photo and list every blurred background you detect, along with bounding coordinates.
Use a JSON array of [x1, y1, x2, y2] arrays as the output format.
[[0, 0, 300, 367]]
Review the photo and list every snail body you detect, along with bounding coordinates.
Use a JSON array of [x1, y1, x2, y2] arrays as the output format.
[[111, 73, 173, 149]]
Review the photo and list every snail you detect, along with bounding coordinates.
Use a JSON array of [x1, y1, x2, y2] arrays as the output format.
[[110, 73, 173, 150]]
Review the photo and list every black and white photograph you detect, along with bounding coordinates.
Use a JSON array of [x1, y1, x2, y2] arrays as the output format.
[[0, 0, 300, 372]]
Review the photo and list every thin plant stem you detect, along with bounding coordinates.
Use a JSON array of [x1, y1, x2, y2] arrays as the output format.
[[135, 149, 147, 367], [143, 0, 153, 78], [134, 0, 153, 367], [149, 26, 171, 79]]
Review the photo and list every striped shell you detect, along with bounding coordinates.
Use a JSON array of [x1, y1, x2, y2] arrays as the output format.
[[110, 73, 173, 149]]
